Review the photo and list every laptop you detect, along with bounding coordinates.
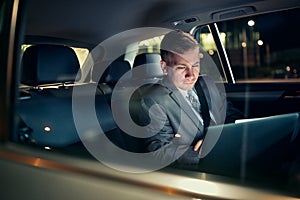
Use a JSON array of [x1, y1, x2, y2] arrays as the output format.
[[198, 112, 300, 177]]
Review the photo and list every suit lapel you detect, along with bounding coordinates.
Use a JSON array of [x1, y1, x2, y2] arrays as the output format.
[[161, 77, 203, 131]]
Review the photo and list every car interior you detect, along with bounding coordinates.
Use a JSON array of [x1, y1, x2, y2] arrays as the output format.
[[3, 0, 300, 199]]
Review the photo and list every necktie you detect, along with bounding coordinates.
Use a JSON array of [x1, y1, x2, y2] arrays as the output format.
[[187, 90, 201, 113]]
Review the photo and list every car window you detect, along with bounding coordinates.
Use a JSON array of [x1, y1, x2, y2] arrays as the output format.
[[9, 3, 300, 198], [194, 26, 227, 82], [216, 8, 300, 83], [3, 0, 300, 198]]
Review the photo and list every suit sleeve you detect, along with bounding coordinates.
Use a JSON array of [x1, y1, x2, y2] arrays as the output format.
[[140, 96, 175, 151], [140, 95, 202, 168]]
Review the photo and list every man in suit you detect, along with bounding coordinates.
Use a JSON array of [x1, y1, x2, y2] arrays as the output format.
[[132, 30, 243, 169]]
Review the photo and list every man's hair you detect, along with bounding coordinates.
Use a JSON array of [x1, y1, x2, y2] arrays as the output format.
[[160, 30, 199, 64]]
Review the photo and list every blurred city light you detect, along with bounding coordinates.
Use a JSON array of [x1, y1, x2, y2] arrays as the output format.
[[257, 40, 263, 46], [248, 20, 255, 26]]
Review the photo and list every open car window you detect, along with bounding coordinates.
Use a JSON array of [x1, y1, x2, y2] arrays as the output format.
[[6, 1, 300, 198]]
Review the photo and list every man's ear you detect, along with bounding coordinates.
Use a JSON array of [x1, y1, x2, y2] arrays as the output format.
[[161, 61, 168, 75]]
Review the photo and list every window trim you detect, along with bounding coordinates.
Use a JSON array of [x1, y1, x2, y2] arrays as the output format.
[[0, 0, 22, 142], [208, 23, 236, 84]]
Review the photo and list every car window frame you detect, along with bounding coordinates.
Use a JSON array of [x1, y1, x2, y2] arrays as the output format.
[[0, 0, 23, 142], [1, 1, 300, 199], [192, 24, 236, 84]]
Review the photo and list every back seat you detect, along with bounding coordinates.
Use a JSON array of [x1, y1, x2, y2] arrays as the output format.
[[92, 55, 131, 105], [88, 53, 164, 153], [16, 49, 164, 151], [132, 52, 163, 82], [17, 44, 123, 149]]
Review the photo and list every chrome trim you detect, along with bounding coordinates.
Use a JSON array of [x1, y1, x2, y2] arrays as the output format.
[[213, 23, 235, 84]]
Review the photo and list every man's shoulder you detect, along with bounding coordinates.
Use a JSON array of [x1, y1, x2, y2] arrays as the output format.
[[138, 82, 171, 96]]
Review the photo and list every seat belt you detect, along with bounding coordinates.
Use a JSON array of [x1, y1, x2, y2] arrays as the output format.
[[194, 77, 211, 138]]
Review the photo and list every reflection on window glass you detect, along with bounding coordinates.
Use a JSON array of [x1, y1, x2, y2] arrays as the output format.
[[217, 8, 300, 82]]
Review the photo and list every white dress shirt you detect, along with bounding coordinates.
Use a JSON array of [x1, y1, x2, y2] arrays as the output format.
[[178, 88, 216, 125]]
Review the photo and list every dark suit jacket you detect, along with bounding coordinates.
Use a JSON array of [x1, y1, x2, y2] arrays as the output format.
[[131, 75, 243, 169]]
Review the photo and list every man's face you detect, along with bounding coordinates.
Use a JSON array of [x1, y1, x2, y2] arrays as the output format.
[[161, 48, 200, 91]]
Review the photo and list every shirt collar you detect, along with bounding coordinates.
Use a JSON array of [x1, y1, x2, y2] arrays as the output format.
[[177, 87, 189, 98]]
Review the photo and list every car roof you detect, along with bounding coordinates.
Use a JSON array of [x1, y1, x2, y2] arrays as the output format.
[[24, 0, 300, 47]]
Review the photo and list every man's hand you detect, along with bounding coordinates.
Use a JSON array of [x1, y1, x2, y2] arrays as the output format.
[[174, 133, 203, 151], [194, 139, 203, 151], [174, 133, 181, 138]]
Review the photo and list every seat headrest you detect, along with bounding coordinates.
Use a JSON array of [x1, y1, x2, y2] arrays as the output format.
[[133, 53, 161, 68], [93, 57, 131, 85], [21, 44, 81, 86], [132, 53, 163, 79]]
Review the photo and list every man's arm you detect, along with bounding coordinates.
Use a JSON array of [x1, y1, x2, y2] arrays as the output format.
[[140, 96, 175, 151]]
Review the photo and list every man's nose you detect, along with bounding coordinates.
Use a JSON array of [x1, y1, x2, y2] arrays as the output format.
[[185, 67, 195, 76]]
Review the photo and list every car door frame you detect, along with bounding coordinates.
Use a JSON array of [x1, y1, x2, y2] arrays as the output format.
[[0, 0, 23, 142]]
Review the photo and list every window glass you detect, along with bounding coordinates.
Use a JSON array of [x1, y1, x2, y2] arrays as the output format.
[[217, 8, 300, 82], [194, 26, 227, 82]]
